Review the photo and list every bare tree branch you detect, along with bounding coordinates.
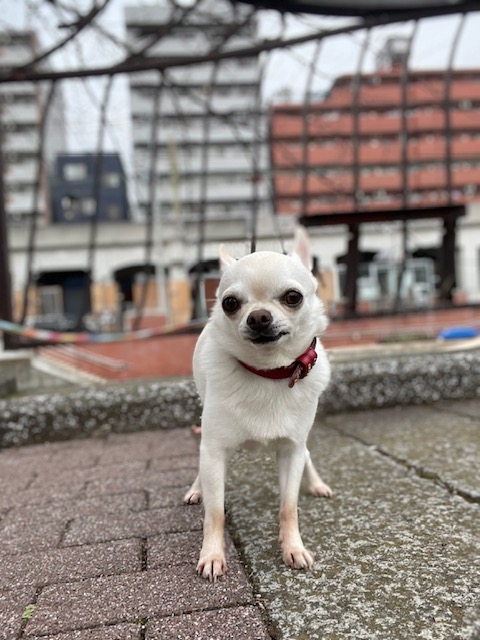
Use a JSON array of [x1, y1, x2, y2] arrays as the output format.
[[16, 0, 111, 72], [2, 1, 478, 84]]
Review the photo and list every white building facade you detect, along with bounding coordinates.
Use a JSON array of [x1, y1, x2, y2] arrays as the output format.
[[125, 2, 271, 258], [0, 30, 65, 225]]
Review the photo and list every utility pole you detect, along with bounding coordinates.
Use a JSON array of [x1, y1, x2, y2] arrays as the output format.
[[0, 129, 14, 349]]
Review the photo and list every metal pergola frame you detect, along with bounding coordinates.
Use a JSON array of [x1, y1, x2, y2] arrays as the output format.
[[1, 0, 480, 346]]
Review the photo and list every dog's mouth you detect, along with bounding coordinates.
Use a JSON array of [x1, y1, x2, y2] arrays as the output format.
[[249, 331, 288, 345]]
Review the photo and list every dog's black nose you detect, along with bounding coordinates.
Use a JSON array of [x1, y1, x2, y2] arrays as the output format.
[[247, 309, 273, 332]]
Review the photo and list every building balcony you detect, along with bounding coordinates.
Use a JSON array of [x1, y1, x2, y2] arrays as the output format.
[[272, 137, 480, 167], [135, 177, 268, 206], [3, 161, 37, 183], [2, 131, 40, 152], [325, 79, 480, 110], [0, 82, 37, 96], [5, 191, 41, 215], [273, 165, 480, 200], [271, 109, 480, 140], [151, 152, 267, 175], [1, 102, 38, 124], [133, 124, 262, 148], [131, 90, 259, 119], [131, 62, 259, 88]]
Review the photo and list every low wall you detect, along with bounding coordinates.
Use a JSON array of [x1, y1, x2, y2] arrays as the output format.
[[1, 348, 479, 448]]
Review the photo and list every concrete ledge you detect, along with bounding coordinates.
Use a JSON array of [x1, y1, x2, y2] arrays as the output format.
[[1, 349, 479, 448], [323, 349, 480, 413], [0, 380, 201, 448]]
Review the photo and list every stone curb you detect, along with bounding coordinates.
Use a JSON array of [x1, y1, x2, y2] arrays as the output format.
[[1, 350, 479, 448]]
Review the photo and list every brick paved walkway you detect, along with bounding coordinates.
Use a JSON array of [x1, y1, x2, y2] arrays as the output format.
[[0, 429, 270, 640]]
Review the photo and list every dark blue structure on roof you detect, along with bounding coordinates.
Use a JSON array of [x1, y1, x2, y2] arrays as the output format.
[[51, 153, 130, 224]]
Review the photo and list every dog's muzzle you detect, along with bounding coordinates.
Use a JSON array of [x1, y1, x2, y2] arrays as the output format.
[[245, 309, 287, 344]]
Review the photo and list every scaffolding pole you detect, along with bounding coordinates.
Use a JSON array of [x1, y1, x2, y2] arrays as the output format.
[[0, 132, 14, 349]]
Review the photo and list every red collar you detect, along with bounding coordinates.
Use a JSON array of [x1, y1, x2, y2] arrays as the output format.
[[239, 338, 317, 388]]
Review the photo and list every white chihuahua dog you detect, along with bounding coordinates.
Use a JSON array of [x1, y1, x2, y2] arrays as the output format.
[[184, 227, 331, 581]]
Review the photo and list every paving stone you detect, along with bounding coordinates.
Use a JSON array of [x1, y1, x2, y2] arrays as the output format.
[[0, 482, 86, 511], [0, 539, 142, 589], [326, 403, 480, 500], [0, 586, 37, 640], [23, 439, 103, 456], [64, 506, 202, 546], [28, 460, 148, 492], [47, 446, 101, 471], [147, 606, 271, 640], [0, 520, 64, 554], [148, 530, 240, 570], [27, 624, 143, 640], [105, 430, 163, 446], [85, 469, 195, 498], [3, 491, 147, 527], [0, 473, 34, 497], [150, 484, 202, 508], [100, 430, 198, 465], [149, 454, 198, 472], [0, 440, 102, 473], [0, 446, 53, 466], [24, 567, 254, 636], [0, 451, 43, 478], [148, 531, 204, 568]]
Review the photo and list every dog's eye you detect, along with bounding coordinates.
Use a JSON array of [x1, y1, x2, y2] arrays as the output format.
[[222, 296, 241, 314], [283, 290, 303, 307]]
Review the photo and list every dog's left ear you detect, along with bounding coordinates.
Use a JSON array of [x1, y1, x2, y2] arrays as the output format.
[[219, 244, 237, 271], [290, 226, 312, 271]]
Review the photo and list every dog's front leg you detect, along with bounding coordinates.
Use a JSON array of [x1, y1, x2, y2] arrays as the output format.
[[277, 440, 314, 570], [197, 445, 227, 581]]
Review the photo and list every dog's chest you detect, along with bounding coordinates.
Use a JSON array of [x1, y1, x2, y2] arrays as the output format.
[[217, 372, 321, 443]]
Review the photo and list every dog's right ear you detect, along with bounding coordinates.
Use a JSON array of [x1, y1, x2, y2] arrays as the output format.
[[219, 245, 236, 271]]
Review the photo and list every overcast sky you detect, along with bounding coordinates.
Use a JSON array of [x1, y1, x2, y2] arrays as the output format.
[[1, 0, 479, 160]]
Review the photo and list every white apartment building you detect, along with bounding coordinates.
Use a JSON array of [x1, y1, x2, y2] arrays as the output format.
[[125, 1, 271, 251], [0, 30, 65, 225]]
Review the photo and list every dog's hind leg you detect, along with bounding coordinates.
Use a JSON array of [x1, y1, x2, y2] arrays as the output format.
[[184, 473, 202, 504], [277, 440, 314, 570], [304, 448, 333, 498]]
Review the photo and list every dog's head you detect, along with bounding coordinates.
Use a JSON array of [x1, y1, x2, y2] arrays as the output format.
[[210, 228, 328, 368]]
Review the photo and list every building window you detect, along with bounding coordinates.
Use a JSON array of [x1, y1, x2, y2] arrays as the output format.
[[106, 204, 121, 220], [39, 285, 63, 315], [324, 111, 339, 121], [103, 172, 121, 189], [81, 198, 96, 216], [63, 163, 88, 181]]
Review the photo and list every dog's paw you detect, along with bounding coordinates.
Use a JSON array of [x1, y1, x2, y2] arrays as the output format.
[[197, 552, 227, 582], [309, 480, 333, 498], [282, 544, 314, 570], [184, 488, 202, 504]]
